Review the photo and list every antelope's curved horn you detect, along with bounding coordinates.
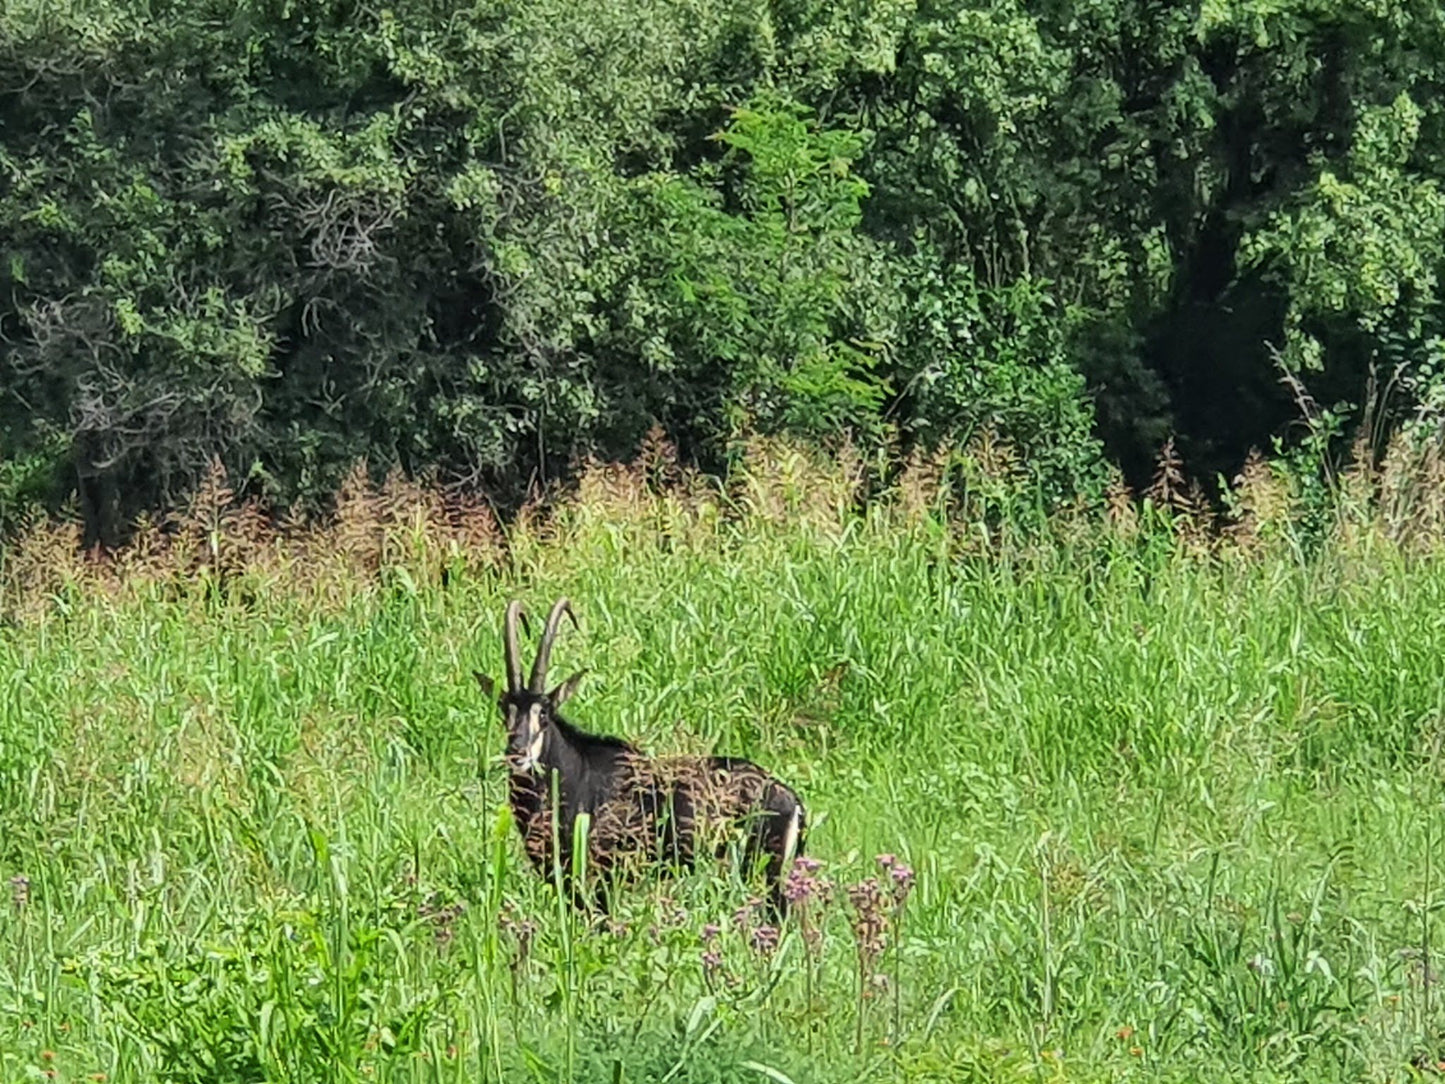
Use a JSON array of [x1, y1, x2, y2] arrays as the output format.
[[529, 597, 579, 692], [503, 600, 526, 693]]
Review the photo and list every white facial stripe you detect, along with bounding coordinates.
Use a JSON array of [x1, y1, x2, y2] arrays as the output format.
[[518, 704, 546, 771], [525, 730, 545, 768]]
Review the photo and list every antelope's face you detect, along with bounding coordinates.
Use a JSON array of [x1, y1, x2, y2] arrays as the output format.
[[474, 672, 585, 775], [500, 691, 550, 773], [475, 596, 585, 775]]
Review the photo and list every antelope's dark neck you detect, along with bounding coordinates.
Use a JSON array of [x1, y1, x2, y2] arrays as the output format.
[[506, 713, 632, 871], [507, 769, 551, 873]]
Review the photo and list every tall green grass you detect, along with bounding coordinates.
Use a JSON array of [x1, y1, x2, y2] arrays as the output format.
[[2, 442, 1444, 1082]]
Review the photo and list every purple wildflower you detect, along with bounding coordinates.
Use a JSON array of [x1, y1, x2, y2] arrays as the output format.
[[783, 868, 813, 902], [750, 924, 780, 955], [10, 874, 30, 913], [890, 863, 916, 903], [418, 893, 465, 948], [732, 896, 761, 927], [848, 877, 887, 966]]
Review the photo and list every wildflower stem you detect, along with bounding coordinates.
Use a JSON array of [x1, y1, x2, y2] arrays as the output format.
[[891, 899, 903, 1050], [855, 951, 866, 1057]]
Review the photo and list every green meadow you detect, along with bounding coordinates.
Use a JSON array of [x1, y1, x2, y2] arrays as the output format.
[[2, 449, 1444, 1083]]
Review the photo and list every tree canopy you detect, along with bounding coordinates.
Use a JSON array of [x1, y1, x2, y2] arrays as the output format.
[[4, 0, 1444, 539]]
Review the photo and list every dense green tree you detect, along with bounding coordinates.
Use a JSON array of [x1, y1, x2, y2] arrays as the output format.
[[4, 0, 1444, 537]]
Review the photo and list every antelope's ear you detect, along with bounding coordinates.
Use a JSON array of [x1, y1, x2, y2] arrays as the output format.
[[549, 670, 587, 706], [473, 671, 497, 700]]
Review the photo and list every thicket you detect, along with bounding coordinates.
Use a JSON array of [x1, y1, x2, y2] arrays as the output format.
[[5, 0, 1445, 542]]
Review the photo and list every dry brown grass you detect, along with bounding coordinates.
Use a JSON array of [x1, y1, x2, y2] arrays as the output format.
[[1378, 429, 1445, 552], [1, 456, 505, 619], [1142, 437, 1214, 553], [8, 423, 1445, 622], [892, 444, 952, 526], [1103, 469, 1138, 540], [1223, 448, 1289, 555], [728, 434, 864, 536]]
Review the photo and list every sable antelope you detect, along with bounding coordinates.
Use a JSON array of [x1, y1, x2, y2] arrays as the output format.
[[474, 598, 806, 917]]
